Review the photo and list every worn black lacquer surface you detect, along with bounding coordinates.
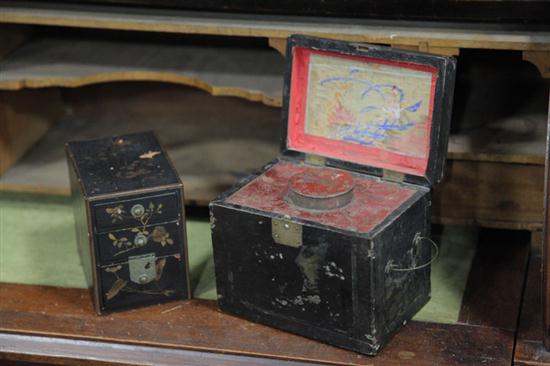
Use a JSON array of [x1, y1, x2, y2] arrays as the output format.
[[369, 192, 431, 347], [66, 131, 190, 314], [94, 216, 184, 263], [98, 254, 188, 312], [210, 160, 430, 354], [66, 132, 179, 196], [215, 203, 356, 332], [93, 191, 181, 231], [210, 35, 454, 355]]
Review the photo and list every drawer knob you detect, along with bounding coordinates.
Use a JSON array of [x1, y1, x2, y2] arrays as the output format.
[[134, 233, 148, 247], [138, 274, 150, 284], [131, 204, 145, 218]]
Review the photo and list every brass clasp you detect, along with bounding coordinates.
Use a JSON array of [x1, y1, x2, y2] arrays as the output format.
[[272, 218, 302, 248]]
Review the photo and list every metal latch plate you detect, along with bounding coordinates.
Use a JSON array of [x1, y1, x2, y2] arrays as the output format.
[[129, 253, 156, 285], [272, 218, 302, 248]]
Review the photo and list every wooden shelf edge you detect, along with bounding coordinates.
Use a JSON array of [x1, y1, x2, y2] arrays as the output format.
[[0, 72, 282, 108], [0, 183, 70, 196], [432, 216, 542, 232], [447, 151, 545, 166], [0, 331, 315, 366], [0, 285, 519, 366], [0, 35, 284, 107], [1, 2, 550, 52]]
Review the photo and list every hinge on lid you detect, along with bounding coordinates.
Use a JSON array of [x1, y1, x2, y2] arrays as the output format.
[[383, 169, 405, 183], [304, 154, 326, 166], [349, 42, 373, 53]]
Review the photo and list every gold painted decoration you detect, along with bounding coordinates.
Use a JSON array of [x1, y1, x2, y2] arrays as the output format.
[[109, 225, 173, 257], [139, 150, 161, 159], [104, 201, 172, 257], [106, 278, 128, 300], [108, 233, 129, 249], [104, 201, 163, 226], [103, 256, 176, 301], [105, 204, 125, 223], [156, 258, 167, 281], [152, 226, 174, 247]]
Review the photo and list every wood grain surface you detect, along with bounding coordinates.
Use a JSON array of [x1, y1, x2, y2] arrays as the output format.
[[0, 284, 515, 366], [433, 160, 545, 231], [0, 36, 284, 107], [0, 83, 281, 204], [458, 228, 530, 329], [0, 89, 63, 175], [513, 243, 550, 365], [0, 227, 530, 365], [1, 1, 550, 52], [0, 24, 30, 60]]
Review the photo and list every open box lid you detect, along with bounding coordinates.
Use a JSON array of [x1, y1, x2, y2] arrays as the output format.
[[281, 35, 456, 187]]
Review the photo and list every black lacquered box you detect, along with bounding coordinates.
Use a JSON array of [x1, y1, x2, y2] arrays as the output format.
[[210, 35, 456, 354], [66, 131, 190, 314]]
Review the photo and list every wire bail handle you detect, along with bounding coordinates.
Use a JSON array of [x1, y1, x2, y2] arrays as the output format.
[[386, 233, 439, 273]]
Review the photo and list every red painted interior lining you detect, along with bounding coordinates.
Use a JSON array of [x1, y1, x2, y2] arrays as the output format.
[[227, 161, 416, 234]]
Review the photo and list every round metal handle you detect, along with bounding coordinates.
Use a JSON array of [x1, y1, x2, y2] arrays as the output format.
[[138, 274, 150, 284], [131, 204, 145, 218], [134, 233, 148, 247], [386, 233, 439, 273]]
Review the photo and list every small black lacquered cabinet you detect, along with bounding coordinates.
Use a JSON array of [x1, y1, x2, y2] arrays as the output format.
[[66, 132, 190, 314], [210, 35, 456, 354]]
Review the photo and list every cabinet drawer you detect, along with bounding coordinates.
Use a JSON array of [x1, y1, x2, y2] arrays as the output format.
[[98, 253, 188, 313], [93, 190, 181, 232], [95, 220, 184, 264]]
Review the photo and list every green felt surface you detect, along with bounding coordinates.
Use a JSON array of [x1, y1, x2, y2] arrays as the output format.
[[0, 192, 216, 299], [0, 192, 476, 324]]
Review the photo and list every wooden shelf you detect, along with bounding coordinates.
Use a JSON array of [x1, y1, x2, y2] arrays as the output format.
[[0, 88, 64, 175], [0, 81, 547, 229], [1, 33, 546, 166], [0, 82, 281, 204], [514, 243, 548, 365], [0, 35, 284, 107], [434, 113, 547, 231], [448, 112, 547, 166], [0, 228, 530, 365], [0, 32, 547, 229], [1, 1, 550, 54], [0, 286, 516, 366]]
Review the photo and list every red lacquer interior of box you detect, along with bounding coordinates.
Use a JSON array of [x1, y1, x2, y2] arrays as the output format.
[[287, 47, 438, 176], [226, 160, 417, 234]]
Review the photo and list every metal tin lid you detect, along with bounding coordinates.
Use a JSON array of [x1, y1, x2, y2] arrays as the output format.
[[287, 167, 355, 210]]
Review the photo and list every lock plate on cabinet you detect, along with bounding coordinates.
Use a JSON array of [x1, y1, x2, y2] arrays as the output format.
[[129, 253, 156, 285]]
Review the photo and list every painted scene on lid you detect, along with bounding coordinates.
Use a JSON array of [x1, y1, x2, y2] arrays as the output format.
[[305, 52, 434, 160], [287, 48, 438, 176]]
